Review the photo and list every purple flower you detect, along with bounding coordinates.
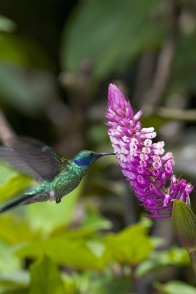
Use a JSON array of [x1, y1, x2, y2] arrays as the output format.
[[106, 84, 193, 218]]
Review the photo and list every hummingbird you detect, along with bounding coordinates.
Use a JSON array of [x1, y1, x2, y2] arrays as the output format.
[[0, 137, 114, 213]]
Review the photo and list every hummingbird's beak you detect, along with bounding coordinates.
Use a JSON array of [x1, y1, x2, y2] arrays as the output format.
[[100, 152, 115, 157]]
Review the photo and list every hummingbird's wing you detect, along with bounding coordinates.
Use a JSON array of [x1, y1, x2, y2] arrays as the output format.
[[0, 146, 43, 181], [0, 137, 70, 182]]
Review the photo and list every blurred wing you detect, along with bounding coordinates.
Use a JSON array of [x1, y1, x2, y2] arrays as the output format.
[[0, 137, 70, 181], [0, 147, 43, 181]]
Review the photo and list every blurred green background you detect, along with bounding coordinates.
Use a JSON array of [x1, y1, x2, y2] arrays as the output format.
[[0, 0, 196, 293]]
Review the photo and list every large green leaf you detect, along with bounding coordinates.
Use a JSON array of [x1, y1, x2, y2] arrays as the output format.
[[104, 223, 153, 264], [14, 236, 107, 270], [61, 0, 163, 79], [29, 256, 64, 294]]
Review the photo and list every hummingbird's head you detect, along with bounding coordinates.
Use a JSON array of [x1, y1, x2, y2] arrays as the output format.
[[73, 150, 114, 168]]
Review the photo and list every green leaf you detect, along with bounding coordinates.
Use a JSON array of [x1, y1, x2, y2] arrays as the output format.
[[0, 272, 29, 287], [0, 287, 28, 294], [0, 271, 76, 294], [154, 280, 196, 294], [61, 0, 162, 79], [104, 223, 152, 264], [0, 163, 32, 203], [171, 200, 196, 251], [51, 207, 112, 241], [29, 256, 64, 294], [71, 270, 132, 294], [166, 247, 190, 266], [80, 206, 112, 232], [0, 215, 39, 244], [90, 277, 132, 294], [86, 240, 106, 258], [136, 247, 189, 277], [0, 240, 21, 272], [61, 273, 77, 294], [25, 184, 82, 234], [0, 33, 54, 69], [14, 236, 107, 270], [171, 200, 196, 278]]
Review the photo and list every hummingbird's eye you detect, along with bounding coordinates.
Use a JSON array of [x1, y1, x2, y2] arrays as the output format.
[[89, 152, 93, 158]]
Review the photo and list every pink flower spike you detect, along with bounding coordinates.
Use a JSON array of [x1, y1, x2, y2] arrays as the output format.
[[108, 84, 134, 118], [106, 83, 194, 218]]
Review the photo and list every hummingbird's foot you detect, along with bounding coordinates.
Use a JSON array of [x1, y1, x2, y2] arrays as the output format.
[[56, 196, 61, 204]]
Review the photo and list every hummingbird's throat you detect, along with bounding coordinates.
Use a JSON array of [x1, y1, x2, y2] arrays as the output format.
[[73, 159, 88, 167]]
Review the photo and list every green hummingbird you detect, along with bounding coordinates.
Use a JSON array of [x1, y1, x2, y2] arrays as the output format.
[[0, 137, 114, 213]]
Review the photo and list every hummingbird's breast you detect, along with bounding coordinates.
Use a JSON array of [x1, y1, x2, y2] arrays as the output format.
[[51, 165, 85, 199]]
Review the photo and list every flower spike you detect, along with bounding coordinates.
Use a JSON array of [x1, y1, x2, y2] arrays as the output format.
[[106, 84, 193, 218]]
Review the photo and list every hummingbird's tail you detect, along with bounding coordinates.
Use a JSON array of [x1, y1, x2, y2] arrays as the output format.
[[0, 194, 34, 213]]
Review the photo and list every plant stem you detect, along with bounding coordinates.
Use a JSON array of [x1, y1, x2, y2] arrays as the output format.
[[189, 248, 196, 280]]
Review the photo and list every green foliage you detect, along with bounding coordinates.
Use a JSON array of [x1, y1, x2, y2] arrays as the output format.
[[136, 247, 190, 278], [61, 0, 163, 79], [0, 175, 194, 292], [14, 236, 107, 270], [29, 256, 64, 294], [154, 280, 196, 294], [13, 217, 153, 271], [0, 173, 162, 294], [25, 185, 82, 234], [75, 270, 132, 294], [0, 215, 38, 244], [0, 271, 29, 294], [0, 33, 54, 69], [0, 240, 21, 273], [104, 223, 153, 264]]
